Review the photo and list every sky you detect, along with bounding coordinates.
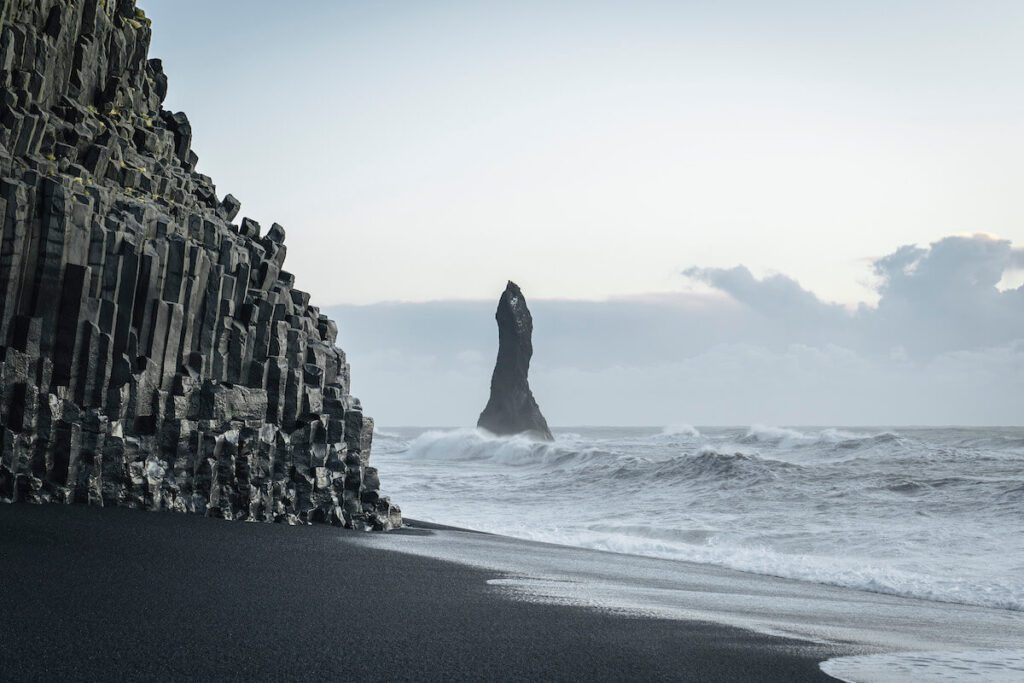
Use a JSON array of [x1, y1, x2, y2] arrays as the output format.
[[143, 1, 1024, 425]]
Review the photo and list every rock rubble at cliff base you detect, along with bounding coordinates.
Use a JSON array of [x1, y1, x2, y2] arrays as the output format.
[[0, 0, 400, 529]]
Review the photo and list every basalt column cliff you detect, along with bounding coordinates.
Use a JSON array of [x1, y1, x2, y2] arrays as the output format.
[[0, 1, 401, 530]]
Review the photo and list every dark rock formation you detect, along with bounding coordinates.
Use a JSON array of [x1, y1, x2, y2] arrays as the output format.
[[0, 0, 400, 530], [478, 281, 553, 441]]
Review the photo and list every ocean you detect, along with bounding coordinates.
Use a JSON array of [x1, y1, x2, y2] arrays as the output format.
[[372, 425, 1024, 613]]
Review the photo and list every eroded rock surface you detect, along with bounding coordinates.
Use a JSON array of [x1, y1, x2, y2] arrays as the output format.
[[478, 281, 553, 441], [0, 0, 400, 530]]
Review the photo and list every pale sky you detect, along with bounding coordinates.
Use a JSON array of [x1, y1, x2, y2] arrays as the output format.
[[145, 0, 1024, 307], [141, 2, 1023, 425]]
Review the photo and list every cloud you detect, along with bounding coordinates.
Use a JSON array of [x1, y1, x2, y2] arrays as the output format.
[[868, 235, 1024, 354], [682, 265, 851, 348], [683, 265, 846, 322], [329, 234, 1023, 426], [683, 234, 1024, 356]]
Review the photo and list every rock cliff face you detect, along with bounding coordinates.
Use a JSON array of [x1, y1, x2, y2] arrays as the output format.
[[478, 281, 553, 441], [0, 0, 401, 529]]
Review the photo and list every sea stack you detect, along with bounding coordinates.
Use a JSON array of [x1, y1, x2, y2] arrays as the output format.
[[478, 281, 553, 441], [0, 0, 399, 530]]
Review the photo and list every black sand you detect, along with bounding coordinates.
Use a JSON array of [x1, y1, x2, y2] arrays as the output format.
[[0, 505, 838, 681]]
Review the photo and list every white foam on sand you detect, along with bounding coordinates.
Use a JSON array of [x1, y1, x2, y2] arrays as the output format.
[[356, 528, 1024, 655], [821, 648, 1024, 682]]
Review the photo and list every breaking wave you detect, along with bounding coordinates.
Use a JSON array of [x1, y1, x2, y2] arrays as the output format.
[[396, 428, 798, 487], [738, 424, 902, 449], [659, 423, 701, 437], [373, 425, 1024, 611]]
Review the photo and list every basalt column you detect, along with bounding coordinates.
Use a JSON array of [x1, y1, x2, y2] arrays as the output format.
[[0, 0, 400, 530]]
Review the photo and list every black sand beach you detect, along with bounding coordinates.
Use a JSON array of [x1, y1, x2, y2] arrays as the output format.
[[0, 505, 838, 681]]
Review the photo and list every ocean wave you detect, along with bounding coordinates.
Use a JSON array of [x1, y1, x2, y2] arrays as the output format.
[[832, 431, 901, 448], [950, 434, 1024, 451], [737, 424, 812, 444], [736, 425, 903, 455], [400, 428, 615, 469], [377, 426, 1024, 612], [652, 448, 797, 486], [884, 480, 923, 494], [659, 423, 701, 438], [399, 429, 795, 486]]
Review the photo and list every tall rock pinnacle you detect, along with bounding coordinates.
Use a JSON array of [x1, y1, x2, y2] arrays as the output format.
[[477, 282, 553, 441]]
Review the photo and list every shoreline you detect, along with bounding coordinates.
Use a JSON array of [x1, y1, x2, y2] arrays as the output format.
[[373, 425, 1024, 618], [378, 515, 1024, 681], [404, 516, 1022, 617], [0, 504, 840, 681]]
